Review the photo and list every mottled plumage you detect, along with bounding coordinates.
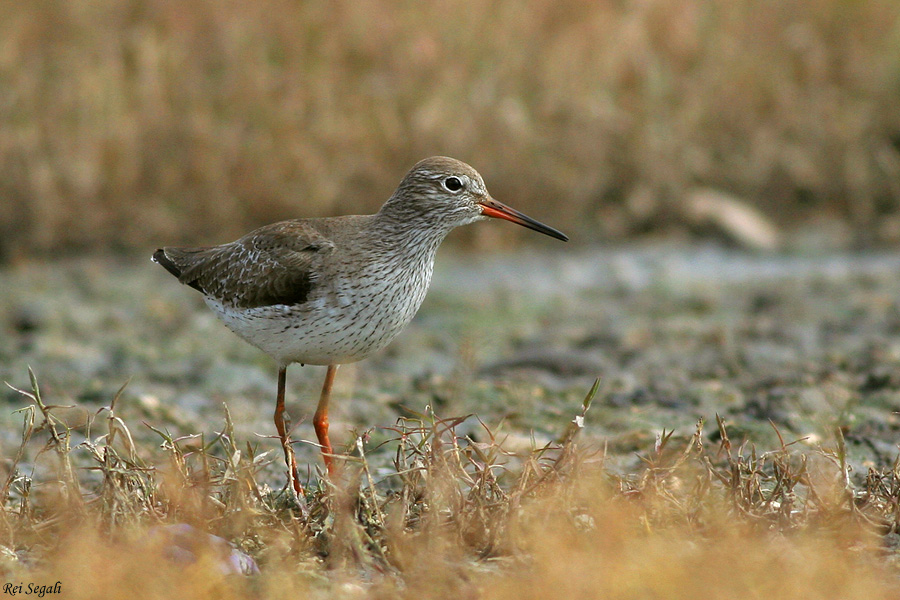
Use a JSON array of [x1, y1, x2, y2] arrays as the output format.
[[153, 156, 567, 496]]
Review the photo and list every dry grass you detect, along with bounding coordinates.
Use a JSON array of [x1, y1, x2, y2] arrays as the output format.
[[2, 0, 900, 259], [2, 370, 900, 599]]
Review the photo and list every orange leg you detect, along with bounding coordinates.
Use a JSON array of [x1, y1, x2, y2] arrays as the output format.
[[314, 364, 339, 476], [273, 366, 303, 497]]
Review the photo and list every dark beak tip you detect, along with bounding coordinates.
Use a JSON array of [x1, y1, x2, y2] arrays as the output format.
[[528, 221, 569, 242], [519, 222, 569, 242]]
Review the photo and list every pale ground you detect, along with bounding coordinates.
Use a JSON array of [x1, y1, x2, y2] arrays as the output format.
[[2, 244, 900, 484]]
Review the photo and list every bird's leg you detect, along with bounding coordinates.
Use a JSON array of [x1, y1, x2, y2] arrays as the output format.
[[314, 364, 339, 476], [273, 366, 303, 497]]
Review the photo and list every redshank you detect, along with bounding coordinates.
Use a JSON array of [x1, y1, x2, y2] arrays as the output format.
[[153, 156, 567, 496]]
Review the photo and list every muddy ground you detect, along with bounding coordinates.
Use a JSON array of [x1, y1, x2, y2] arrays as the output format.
[[2, 244, 900, 484]]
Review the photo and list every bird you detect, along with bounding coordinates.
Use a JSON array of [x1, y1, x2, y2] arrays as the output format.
[[152, 156, 568, 497]]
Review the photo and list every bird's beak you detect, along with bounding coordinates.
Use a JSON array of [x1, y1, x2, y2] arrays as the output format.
[[478, 197, 569, 242]]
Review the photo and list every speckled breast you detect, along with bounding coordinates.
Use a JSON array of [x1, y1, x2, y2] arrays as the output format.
[[205, 256, 435, 366]]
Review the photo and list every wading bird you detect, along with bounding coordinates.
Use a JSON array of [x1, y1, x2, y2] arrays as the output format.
[[153, 157, 568, 496]]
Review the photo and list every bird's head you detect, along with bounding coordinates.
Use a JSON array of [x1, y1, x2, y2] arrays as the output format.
[[382, 156, 569, 242]]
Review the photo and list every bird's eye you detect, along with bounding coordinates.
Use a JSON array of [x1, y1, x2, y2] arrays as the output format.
[[443, 177, 463, 192]]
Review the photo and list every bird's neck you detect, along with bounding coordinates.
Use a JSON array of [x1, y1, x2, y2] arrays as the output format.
[[372, 203, 456, 260]]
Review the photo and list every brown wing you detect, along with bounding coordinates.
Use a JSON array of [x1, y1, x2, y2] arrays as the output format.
[[153, 220, 335, 309]]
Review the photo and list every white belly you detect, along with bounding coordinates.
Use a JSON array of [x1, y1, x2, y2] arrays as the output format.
[[205, 265, 432, 366]]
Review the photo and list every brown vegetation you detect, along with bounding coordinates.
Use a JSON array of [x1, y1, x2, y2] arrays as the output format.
[[2, 371, 900, 598], [2, 1, 900, 259]]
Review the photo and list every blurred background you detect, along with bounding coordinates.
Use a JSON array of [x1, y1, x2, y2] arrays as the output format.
[[2, 0, 900, 261], [3, 0, 900, 532]]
